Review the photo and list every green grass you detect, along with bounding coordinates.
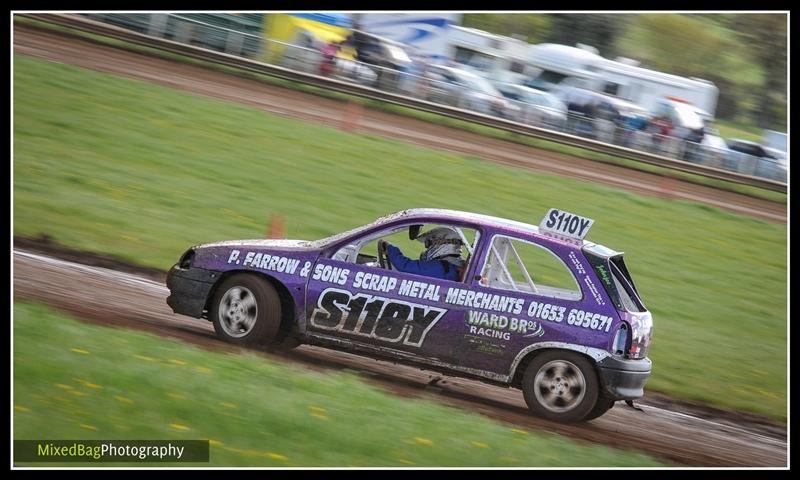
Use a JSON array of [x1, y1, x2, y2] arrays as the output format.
[[14, 16, 787, 203], [12, 55, 787, 421], [13, 301, 663, 467], [716, 119, 766, 143]]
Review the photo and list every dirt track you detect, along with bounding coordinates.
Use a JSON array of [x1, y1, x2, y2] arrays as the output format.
[[12, 249, 787, 467], [13, 24, 786, 224]]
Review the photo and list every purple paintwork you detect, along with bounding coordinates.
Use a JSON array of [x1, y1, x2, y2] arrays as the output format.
[[186, 209, 653, 383]]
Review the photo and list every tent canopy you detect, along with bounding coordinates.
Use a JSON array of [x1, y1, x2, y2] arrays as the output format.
[[289, 13, 353, 28]]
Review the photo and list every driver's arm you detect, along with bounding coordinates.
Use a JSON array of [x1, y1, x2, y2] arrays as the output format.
[[385, 244, 446, 278]]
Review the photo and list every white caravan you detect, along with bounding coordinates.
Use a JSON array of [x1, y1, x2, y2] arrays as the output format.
[[353, 13, 461, 62], [445, 25, 538, 84], [528, 43, 719, 117], [357, 15, 539, 85]]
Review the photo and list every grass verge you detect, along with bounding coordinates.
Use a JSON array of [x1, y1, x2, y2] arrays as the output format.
[[13, 301, 663, 467]]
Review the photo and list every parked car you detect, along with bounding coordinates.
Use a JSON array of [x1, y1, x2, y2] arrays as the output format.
[[166, 208, 653, 423], [343, 30, 413, 91], [727, 139, 781, 159], [494, 83, 568, 130], [423, 65, 520, 120], [334, 58, 378, 86], [653, 98, 705, 142], [726, 139, 786, 181], [763, 130, 787, 157], [698, 126, 731, 167], [553, 86, 650, 142]]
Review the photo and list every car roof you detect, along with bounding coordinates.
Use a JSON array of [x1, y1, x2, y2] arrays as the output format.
[[434, 65, 480, 77], [729, 138, 761, 147], [375, 208, 537, 231], [497, 83, 545, 94], [367, 208, 610, 251]]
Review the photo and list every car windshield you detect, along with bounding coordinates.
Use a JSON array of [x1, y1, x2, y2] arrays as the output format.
[[764, 131, 787, 152], [543, 95, 567, 112], [310, 222, 381, 249], [672, 102, 704, 130], [523, 91, 547, 107], [703, 133, 727, 150], [384, 44, 411, 63], [458, 72, 501, 96], [517, 88, 563, 112]]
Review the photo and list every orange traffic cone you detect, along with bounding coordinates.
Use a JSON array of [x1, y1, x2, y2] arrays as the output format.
[[340, 101, 363, 132], [266, 213, 286, 239]]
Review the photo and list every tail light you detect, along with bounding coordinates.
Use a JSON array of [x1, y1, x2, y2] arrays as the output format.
[[628, 314, 653, 359]]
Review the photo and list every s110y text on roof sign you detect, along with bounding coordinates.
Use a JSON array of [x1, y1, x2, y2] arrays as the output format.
[[539, 208, 594, 241]]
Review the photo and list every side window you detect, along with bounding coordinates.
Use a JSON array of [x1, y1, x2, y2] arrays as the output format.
[[331, 226, 414, 266], [331, 224, 480, 282], [480, 236, 582, 300], [603, 82, 619, 96], [509, 60, 525, 74]]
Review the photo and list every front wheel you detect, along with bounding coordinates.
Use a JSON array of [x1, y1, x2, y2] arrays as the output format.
[[521, 350, 600, 422], [210, 274, 282, 346]]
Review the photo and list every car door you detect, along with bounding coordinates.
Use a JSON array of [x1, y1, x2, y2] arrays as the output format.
[[455, 232, 619, 378], [304, 221, 477, 365]]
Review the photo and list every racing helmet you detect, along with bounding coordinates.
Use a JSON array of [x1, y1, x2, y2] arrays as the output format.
[[417, 227, 464, 263]]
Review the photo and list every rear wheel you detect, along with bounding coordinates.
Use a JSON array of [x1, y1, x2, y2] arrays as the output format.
[[210, 274, 282, 346], [521, 350, 600, 422]]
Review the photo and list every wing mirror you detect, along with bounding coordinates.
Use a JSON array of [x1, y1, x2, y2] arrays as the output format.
[[409, 224, 422, 240]]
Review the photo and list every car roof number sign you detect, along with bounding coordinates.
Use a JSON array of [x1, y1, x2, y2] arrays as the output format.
[[539, 208, 595, 241]]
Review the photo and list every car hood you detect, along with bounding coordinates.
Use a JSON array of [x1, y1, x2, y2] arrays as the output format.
[[197, 239, 317, 251]]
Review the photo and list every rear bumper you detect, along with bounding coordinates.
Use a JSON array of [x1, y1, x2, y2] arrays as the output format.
[[165, 265, 220, 318], [596, 356, 652, 400]]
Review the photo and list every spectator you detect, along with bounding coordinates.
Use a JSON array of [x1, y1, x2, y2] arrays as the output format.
[[624, 114, 649, 147], [649, 114, 674, 155], [318, 40, 340, 76]]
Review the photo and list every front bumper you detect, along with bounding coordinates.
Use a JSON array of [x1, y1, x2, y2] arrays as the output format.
[[165, 264, 220, 318], [596, 356, 652, 400]]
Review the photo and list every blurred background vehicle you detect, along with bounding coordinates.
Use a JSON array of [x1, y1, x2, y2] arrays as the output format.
[[726, 139, 787, 181], [649, 97, 707, 161], [698, 125, 731, 167], [762, 130, 787, 160], [653, 98, 705, 142], [424, 64, 520, 119], [554, 85, 650, 142], [334, 58, 378, 86], [342, 30, 413, 91], [494, 82, 568, 130]]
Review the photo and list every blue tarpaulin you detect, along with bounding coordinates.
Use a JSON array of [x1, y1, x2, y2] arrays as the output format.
[[289, 13, 353, 28]]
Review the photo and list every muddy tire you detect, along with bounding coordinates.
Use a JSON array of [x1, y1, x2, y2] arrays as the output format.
[[210, 274, 282, 346], [269, 335, 301, 352], [585, 396, 615, 421], [521, 350, 599, 423]]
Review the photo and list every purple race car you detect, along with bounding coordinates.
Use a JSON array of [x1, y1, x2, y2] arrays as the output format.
[[166, 208, 653, 422]]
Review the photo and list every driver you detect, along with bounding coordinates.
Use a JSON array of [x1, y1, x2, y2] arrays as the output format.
[[378, 227, 466, 281]]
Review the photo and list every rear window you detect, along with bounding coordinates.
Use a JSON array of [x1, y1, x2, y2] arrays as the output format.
[[481, 236, 582, 301], [585, 252, 646, 313]]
